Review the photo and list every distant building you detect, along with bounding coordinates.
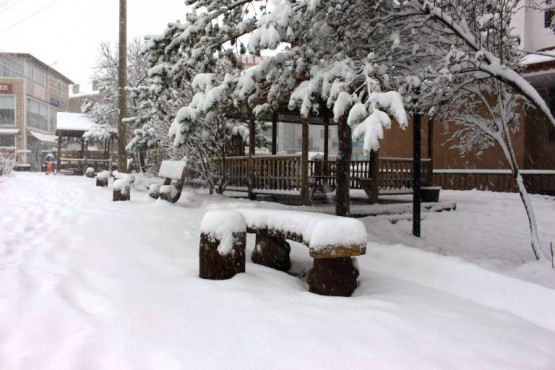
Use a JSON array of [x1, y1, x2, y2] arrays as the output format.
[[0, 52, 73, 171]]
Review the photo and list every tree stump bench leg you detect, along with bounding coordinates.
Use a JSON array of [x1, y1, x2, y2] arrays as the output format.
[[113, 186, 130, 201], [251, 233, 291, 272], [199, 231, 246, 280], [306, 257, 359, 297], [96, 177, 108, 187]]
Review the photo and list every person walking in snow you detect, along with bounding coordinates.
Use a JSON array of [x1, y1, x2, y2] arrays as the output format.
[[44, 152, 55, 175]]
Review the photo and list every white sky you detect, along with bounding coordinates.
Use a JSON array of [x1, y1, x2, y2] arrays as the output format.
[[0, 0, 187, 93]]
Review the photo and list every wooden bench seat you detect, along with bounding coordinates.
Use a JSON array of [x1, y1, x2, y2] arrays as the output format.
[[199, 208, 367, 296], [149, 160, 187, 203]]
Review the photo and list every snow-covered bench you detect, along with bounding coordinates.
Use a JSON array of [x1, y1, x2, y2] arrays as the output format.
[[149, 160, 187, 203], [199, 208, 367, 296]]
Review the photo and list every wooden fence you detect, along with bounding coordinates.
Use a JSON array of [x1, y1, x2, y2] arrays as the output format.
[[433, 170, 555, 194]]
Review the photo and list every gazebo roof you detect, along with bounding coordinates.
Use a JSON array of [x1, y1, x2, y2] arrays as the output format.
[[56, 112, 95, 133]]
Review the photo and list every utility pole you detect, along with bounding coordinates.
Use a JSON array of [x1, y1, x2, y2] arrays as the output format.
[[117, 0, 128, 172]]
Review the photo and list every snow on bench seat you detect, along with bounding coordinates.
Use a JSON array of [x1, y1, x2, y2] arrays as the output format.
[[153, 160, 187, 203], [235, 208, 367, 258], [159, 160, 187, 180]]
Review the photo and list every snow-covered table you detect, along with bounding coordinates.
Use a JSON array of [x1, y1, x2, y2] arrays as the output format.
[[199, 208, 367, 296]]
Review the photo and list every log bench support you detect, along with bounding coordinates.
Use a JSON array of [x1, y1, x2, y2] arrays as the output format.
[[251, 233, 291, 272], [113, 186, 130, 201], [307, 257, 359, 297], [199, 231, 246, 280], [96, 177, 108, 187]]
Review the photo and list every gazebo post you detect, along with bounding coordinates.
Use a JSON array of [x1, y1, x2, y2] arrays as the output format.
[[368, 149, 380, 204], [300, 118, 310, 205], [248, 110, 256, 200], [324, 117, 329, 163], [79, 138, 85, 174], [109, 136, 114, 173], [84, 138, 89, 171], [271, 110, 278, 155], [56, 135, 62, 173]]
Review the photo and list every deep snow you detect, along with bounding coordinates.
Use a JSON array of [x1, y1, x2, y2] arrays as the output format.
[[0, 173, 554, 369]]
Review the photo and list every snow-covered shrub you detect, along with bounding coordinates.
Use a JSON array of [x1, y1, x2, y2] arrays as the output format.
[[0, 152, 15, 179]]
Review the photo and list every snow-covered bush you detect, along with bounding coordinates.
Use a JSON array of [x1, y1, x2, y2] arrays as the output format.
[[0, 152, 15, 179]]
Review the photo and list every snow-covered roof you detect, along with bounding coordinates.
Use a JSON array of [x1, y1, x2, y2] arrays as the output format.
[[0, 128, 19, 135], [56, 112, 95, 131], [521, 51, 555, 66]]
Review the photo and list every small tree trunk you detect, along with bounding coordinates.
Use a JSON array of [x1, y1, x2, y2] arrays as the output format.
[[336, 114, 352, 216], [497, 122, 546, 260]]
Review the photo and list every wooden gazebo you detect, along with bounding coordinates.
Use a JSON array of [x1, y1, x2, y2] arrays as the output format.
[[223, 107, 433, 205], [55, 112, 117, 175]]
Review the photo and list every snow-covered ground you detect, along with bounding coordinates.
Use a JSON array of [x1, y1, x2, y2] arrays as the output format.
[[0, 173, 554, 369]]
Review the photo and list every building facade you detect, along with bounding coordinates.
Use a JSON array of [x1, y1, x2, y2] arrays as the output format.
[[0, 53, 73, 171]]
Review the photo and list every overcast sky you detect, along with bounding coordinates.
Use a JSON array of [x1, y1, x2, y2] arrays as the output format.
[[0, 0, 187, 93]]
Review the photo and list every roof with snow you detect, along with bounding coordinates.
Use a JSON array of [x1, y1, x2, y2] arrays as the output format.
[[56, 112, 95, 132]]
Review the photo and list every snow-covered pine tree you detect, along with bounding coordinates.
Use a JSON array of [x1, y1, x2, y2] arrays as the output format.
[[143, 1, 411, 214]]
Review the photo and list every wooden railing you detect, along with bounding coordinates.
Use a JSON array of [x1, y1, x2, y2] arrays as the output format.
[[226, 155, 302, 190], [433, 169, 555, 194], [225, 156, 432, 192], [60, 149, 114, 160], [378, 157, 433, 189]]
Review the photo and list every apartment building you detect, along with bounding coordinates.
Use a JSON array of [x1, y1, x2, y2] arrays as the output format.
[[0, 52, 73, 171]]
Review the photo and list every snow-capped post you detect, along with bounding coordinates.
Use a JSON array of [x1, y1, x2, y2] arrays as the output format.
[[199, 211, 247, 280], [111, 175, 132, 201], [96, 170, 110, 187]]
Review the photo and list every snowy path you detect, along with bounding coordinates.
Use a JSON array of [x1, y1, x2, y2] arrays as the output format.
[[0, 173, 554, 369]]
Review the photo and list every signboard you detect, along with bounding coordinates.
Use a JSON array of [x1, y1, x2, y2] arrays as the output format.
[[0, 83, 13, 94], [32, 83, 46, 101], [50, 98, 60, 107]]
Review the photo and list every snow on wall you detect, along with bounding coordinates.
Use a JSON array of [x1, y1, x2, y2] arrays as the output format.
[[159, 160, 187, 179]]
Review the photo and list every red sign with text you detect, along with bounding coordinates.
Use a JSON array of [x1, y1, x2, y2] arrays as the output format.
[[0, 83, 13, 94]]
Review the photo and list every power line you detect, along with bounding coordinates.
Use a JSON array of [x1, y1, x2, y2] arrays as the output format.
[[0, 0, 61, 34], [0, 0, 23, 16]]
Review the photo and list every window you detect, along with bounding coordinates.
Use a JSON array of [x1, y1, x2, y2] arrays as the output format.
[[27, 98, 48, 131], [0, 96, 15, 125], [25, 63, 47, 86], [0, 56, 24, 77], [0, 135, 15, 147], [545, 1, 555, 28]]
